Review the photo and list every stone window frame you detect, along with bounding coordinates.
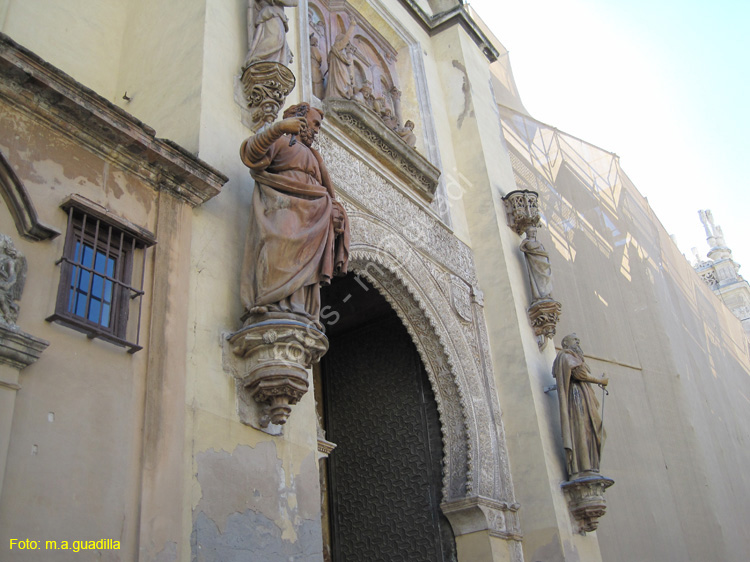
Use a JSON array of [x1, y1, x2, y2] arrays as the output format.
[[46, 195, 156, 353]]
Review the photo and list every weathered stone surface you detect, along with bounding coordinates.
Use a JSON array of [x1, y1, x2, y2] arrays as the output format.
[[228, 320, 328, 426], [0, 33, 227, 207], [323, 98, 441, 201], [561, 475, 615, 533], [192, 444, 323, 561]]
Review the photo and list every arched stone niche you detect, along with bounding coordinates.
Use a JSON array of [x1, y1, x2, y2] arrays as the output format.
[[308, 0, 410, 126]]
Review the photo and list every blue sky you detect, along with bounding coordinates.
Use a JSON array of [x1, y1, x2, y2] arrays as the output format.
[[469, 0, 750, 271]]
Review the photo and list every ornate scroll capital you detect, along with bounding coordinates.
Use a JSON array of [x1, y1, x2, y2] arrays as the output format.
[[528, 298, 562, 350], [561, 475, 615, 533], [502, 189, 540, 234], [240, 61, 296, 132], [228, 320, 328, 427]]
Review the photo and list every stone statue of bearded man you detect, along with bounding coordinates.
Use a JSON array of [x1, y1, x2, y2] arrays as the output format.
[[239, 102, 349, 329], [553, 333, 609, 480]]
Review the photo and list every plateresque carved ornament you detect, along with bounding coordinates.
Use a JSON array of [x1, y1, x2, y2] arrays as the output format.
[[503, 189, 540, 235], [240, 62, 296, 132], [229, 322, 328, 426], [561, 475, 615, 532]]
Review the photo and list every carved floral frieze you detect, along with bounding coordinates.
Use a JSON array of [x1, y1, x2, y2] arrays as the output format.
[[322, 98, 440, 200]]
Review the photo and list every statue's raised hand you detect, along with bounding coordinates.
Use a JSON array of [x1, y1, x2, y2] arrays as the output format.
[[278, 116, 307, 136]]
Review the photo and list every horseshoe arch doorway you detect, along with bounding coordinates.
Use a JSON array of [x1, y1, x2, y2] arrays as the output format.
[[315, 272, 457, 562]]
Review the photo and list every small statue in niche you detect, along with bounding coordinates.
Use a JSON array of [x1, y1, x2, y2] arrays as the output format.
[[325, 24, 357, 99], [553, 334, 608, 480], [395, 120, 417, 148], [310, 34, 326, 99], [239, 103, 350, 328], [0, 233, 26, 327], [519, 225, 553, 301], [244, 0, 299, 67]]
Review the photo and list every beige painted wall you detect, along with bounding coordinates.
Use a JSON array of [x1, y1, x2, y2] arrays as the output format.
[[500, 113, 750, 561], [0, 103, 159, 560], [1, 0, 129, 100]]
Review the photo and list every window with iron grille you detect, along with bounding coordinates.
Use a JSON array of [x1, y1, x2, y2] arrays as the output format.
[[46, 195, 156, 353]]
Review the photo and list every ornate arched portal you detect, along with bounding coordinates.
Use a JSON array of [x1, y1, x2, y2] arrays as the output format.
[[341, 210, 522, 547]]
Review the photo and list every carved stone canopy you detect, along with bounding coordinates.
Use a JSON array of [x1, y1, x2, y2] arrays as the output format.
[[503, 189, 540, 234]]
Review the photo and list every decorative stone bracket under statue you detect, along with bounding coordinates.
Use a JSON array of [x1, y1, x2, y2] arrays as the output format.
[[552, 334, 614, 533], [561, 474, 615, 533], [502, 189, 562, 349], [226, 320, 328, 431]]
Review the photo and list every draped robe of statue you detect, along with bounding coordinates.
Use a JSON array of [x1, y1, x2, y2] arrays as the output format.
[[520, 234, 553, 300], [240, 122, 349, 327], [310, 38, 325, 99], [245, 0, 298, 66], [324, 26, 356, 99], [552, 347, 606, 479]]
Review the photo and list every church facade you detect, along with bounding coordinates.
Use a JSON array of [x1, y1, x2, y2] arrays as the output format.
[[1, 2, 749, 562]]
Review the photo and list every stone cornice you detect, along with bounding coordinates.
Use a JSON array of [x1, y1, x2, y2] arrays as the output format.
[[0, 324, 49, 370], [0, 33, 228, 207], [396, 1, 499, 62], [322, 98, 440, 202]]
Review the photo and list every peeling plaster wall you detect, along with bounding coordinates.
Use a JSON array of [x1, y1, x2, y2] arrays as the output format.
[[191, 444, 322, 561], [0, 102, 158, 562]]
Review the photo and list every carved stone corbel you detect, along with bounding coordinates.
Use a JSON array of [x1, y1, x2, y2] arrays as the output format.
[[227, 320, 328, 428], [240, 62, 296, 132], [561, 475, 615, 533], [528, 298, 562, 349], [441, 496, 522, 541]]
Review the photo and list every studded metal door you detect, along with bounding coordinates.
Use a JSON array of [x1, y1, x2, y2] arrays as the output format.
[[323, 313, 457, 562]]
